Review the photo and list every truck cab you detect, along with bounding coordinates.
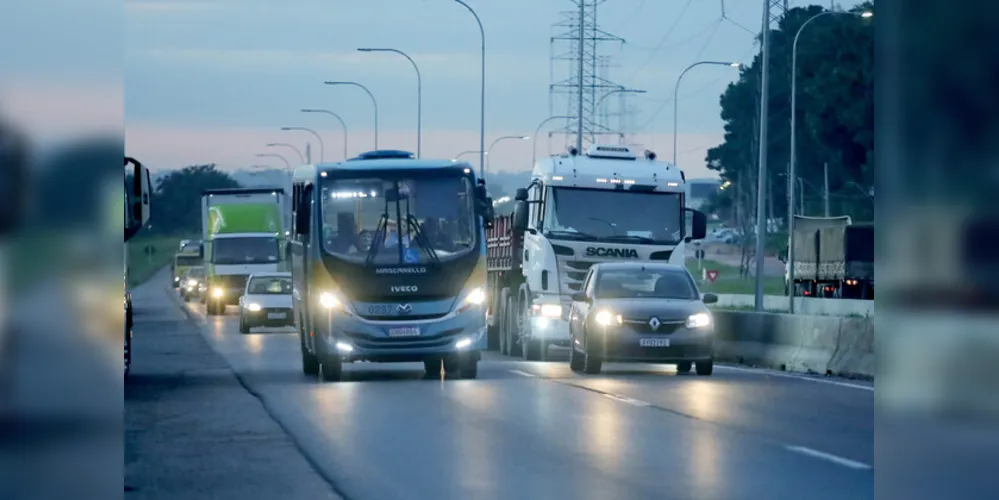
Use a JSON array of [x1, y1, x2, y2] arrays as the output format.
[[291, 150, 493, 381], [488, 144, 707, 359]]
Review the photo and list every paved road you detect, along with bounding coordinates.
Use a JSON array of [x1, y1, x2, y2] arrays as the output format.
[[131, 272, 874, 500]]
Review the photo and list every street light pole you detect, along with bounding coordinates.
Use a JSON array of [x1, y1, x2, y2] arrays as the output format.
[[357, 48, 422, 158], [532, 116, 574, 165], [324, 81, 378, 150], [452, 150, 484, 161], [280, 127, 324, 163], [753, 0, 772, 312], [486, 135, 529, 175], [301, 109, 349, 160], [255, 153, 290, 169], [787, 9, 872, 313], [265, 143, 304, 164], [453, 0, 485, 179], [672, 61, 741, 168]]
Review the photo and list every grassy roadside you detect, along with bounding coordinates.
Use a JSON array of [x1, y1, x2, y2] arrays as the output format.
[[686, 258, 785, 295], [127, 235, 187, 288]]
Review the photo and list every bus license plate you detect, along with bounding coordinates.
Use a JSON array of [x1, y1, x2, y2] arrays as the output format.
[[388, 327, 420, 337], [639, 338, 670, 347]]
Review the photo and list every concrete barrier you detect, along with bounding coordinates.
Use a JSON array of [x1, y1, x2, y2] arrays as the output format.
[[712, 310, 874, 379], [714, 294, 874, 317]]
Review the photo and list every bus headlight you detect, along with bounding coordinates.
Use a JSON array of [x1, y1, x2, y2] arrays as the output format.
[[686, 312, 711, 328], [464, 287, 486, 306], [319, 291, 342, 309], [595, 310, 622, 326]]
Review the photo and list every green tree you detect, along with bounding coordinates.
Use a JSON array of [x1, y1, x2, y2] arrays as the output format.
[[706, 3, 874, 224], [150, 164, 240, 235]]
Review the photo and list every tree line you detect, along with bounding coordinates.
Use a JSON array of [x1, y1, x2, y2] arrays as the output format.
[[703, 2, 874, 231]]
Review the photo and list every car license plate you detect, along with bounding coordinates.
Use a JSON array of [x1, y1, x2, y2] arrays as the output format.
[[640, 338, 670, 347], [388, 327, 420, 337], [267, 312, 287, 320]]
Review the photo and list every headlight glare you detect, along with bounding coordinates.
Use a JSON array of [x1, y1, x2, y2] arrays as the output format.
[[247, 303, 261, 312], [595, 310, 622, 326], [464, 287, 486, 306], [319, 292, 341, 309], [686, 312, 711, 328], [539, 304, 562, 318], [212, 287, 224, 298]]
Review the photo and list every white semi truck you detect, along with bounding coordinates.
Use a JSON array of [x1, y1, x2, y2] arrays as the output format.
[[486, 144, 707, 359]]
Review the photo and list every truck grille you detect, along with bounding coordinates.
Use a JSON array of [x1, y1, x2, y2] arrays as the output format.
[[211, 274, 248, 289], [555, 258, 596, 293]]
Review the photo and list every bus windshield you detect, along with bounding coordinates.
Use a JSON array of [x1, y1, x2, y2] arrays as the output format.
[[320, 172, 477, 265]]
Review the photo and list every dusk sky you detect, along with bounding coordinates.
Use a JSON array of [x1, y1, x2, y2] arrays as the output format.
[[3, 0, 862, 178]]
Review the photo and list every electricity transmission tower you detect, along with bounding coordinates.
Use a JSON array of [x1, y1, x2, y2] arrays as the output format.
[[548, 0, 631, 152]]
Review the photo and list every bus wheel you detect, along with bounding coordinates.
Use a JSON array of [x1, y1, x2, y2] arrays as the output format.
[[459, 356, 478, 379]]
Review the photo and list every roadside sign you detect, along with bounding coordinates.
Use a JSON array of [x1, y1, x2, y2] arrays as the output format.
[[695, 249, 705, 260], [706, 270, 718, 282]]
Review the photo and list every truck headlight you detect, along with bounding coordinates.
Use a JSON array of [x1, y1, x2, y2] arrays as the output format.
[[247, 303, 261, 312], [212, 287, 224, 298], [538, 304, 562, 318], [686, 312, 711, 328], [187, 279, 197, 287], [595, 310, 622, 326]]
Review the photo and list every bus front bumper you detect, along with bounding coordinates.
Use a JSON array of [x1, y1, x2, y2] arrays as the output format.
[[318, 309, 487, 363]]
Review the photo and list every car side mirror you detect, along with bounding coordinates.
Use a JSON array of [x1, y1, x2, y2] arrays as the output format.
[[702, 293, 718, 304], [571, 292, 588, 302]]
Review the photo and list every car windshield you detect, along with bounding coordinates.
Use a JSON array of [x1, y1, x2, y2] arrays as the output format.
[[246, 276, 292, 295], [212, 237, 279, 265], [594, 268, 698, 300], [187, 268, 205, 278], [320, 172, 477, 265], [176, 255, 202, 267], [544, 187, 683, 244]]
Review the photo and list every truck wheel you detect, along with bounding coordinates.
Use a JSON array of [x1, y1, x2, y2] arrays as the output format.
[[522, 339, 542, 361], [519, 299, 541, 361], [695, 360, 714, 376], [300, 328, 320, 376], [505, 297, 522, 357], [459, 356, 478, 379], [498, 288, 511, 355]]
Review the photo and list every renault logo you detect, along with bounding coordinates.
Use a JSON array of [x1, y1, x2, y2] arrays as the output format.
[[648, 317, 661, 331], [397, 304, 412, 315]]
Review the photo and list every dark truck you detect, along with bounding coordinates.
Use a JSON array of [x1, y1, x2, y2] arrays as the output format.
[[485, 213, 524, 352], [789, 223, 874, 299]]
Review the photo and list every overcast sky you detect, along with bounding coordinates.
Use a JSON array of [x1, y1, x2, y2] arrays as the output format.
[[1, 0, 862, 178]]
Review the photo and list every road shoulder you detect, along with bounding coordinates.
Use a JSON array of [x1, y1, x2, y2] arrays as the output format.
[[125, 270, 341, 500]]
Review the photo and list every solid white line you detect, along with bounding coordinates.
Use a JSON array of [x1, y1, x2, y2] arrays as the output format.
[[603, 393, 651, 407], [509, 369, 537, 378], [719, 365, 874, 392], [784, 445, 872, 470]]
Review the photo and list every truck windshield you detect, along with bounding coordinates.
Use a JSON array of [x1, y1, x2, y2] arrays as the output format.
[[320, 173, 477, 265], [175, 255, 202, 267], [544, 187, 683, 245], [212, 237, 279, 265]]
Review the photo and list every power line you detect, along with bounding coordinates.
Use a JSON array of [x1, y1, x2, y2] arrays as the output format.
[[623, 0, 696, 82]]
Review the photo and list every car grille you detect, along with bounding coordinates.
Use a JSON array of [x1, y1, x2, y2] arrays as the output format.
[[621, 317, 686, 334]]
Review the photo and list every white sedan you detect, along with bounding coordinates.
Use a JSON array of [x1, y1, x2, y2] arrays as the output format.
[[238, 272, 294, 334]]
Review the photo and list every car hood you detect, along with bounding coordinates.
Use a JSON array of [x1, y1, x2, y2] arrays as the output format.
[[242, 294, 292, 308], [592, 298, 707, 322]]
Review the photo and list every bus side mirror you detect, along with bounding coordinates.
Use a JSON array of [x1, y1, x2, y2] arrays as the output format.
[[513, 200, 529, 233], [126, 157, 152, 229]]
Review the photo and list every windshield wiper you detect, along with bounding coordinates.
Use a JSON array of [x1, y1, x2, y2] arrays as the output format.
[[365, 213, 389, 265], [404, 214, 440, 264], [545, 230, 597, 240], [603, 235, 657, 244]]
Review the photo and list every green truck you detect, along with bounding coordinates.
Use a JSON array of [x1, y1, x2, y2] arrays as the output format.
[[201, 188, 287, 315]]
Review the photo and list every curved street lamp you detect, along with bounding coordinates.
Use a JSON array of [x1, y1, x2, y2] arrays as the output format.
[[672, 61, 741, 168], [453, 0, 486, 178], [255, 153, 290, 169], [325, 81, 378, 150], [486, 135, 529, 174], [357, 48, 422, 157], [280, 127, 325, 163], [531, 116, 574, 165], [265, 143, 304, 164], [301, 109, 349, 160]]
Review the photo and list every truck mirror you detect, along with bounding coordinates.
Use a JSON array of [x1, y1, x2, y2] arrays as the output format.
[[482, 197, 495, 228], [702, 293, 718, 304], [512, 200, 529, 233], [514, 188, 529, 201], [686, 208, 706, 241]]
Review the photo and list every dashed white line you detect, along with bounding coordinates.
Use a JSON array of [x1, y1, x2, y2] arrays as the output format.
[[719, 365, 874, 391], [784, 445, 872, 470], [509, 369, 537, 378], [603, 393, 651, 407]]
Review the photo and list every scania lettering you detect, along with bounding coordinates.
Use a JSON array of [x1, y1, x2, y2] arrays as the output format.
[[291, 150, 494, 381], [585, 247, 640, 258], [485, 144, 707, 360], [201, 188, 287, 315]]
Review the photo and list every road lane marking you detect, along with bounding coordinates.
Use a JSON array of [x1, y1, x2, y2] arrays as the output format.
[[509, 369, 537, 378], [603, 393, 651, 407], [719, 365, 874, 392], [784, 445, 872, 470]]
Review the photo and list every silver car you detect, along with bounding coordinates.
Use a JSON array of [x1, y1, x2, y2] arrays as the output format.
[[567, 262, 718, 375], [238, 272, 294, 334]]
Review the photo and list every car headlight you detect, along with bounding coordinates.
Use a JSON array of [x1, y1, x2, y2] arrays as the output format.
[[594, 310, 622, 326], [212, 287, 224, 298], [247, 303, 261, 312], [686, 312, 711, 328], [319, 291, 342, 309], [187, 279, 197, 287]]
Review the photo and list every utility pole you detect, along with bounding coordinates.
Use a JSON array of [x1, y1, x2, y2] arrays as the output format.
[[823, 162, 830, 217], [574, 0, 585, 152]]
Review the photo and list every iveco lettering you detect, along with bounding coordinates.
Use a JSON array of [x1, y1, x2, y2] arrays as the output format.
[[291, 150, 494, 381], [585, 247, 640, 258], [485, 144, 708, 361]]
